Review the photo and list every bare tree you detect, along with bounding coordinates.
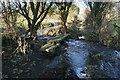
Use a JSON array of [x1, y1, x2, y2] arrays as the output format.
[[55, 2, 72, 33], [1, 2, 18, 39], [15, 1, 53, 40], [1, 1, 53, 54]]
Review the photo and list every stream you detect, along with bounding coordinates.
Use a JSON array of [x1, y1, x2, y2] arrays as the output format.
[[37, 25, 60, 35], [38, 34, 120, 79], [22, 25, 61, 37], [65, 39, 120, 79], [37, 26, 120, 79], [22, 26, 120, 79], [65, 39, 89, 78]]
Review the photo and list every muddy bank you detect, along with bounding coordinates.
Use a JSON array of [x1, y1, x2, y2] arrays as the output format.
[[2, 45, 69, 78]]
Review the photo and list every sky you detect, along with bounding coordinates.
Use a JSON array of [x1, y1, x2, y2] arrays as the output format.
[[74, 0, 87, 14]]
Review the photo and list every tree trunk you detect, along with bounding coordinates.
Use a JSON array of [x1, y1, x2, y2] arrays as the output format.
[[29, 26, 37, 40], [63, 21, 67, 34]]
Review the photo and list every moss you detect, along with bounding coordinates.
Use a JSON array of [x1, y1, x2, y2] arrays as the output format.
[[41, 42, 53, 49], [94, 53, 104, 59], [45, 44, 60, 54]]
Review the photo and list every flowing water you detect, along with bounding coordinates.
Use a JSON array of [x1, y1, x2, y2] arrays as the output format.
[[65, 39, 120, 79], [65, 39, 89, 78]]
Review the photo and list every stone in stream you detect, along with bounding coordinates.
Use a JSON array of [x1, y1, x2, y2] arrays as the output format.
[[75, 67, 87, 78], [115, 50, 120, 58], [78, 36, 85, 40]]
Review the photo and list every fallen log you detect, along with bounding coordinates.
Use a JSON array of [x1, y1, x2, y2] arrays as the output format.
[[40, 34, 69, 54]]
